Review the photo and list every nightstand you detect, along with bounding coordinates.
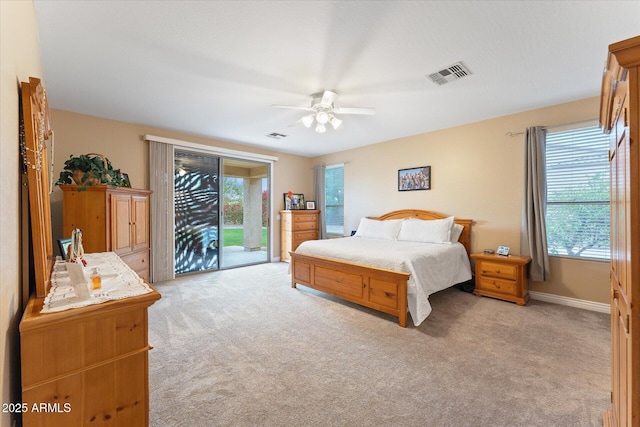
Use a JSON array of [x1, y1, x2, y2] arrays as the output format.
[[470, 253, 532, 305]]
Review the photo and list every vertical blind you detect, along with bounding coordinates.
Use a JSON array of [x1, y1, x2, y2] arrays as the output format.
[[545, 125, 610, 259]]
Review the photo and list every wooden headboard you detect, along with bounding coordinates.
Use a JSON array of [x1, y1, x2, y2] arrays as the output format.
[[369, 209, 473, 255]]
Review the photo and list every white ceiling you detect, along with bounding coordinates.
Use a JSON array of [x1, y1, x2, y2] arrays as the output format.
[[33, 1, 639, 157]]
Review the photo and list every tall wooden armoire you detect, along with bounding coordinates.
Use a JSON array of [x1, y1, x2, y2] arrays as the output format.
[[600, 35, 640, 427], [60, 185, 151, 282]]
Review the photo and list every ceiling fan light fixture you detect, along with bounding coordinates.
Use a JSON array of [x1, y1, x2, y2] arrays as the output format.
[[315, 111, 329, 124], [301, 114, 315, 128], [315, 123, 326, 133], [329, 115, 342, 130]]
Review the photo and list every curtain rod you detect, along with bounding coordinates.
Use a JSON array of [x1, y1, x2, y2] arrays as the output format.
[[312, 161, 350, 169], [505, 118, 599, 137]]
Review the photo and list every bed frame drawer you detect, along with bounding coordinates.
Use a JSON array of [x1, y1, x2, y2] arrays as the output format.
[[315, 266, 365, 299]]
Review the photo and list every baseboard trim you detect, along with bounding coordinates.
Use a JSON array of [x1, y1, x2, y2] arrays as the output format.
[[529, 291, 610, 314], [272, 256, 281, 263]]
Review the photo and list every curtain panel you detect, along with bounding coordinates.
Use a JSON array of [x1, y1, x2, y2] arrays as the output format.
[[313, 164, 327, 239], [149, 141, 175, 283], [521, 126, 551, 282]]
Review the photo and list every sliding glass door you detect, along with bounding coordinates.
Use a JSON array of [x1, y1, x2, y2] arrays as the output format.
[[173, 151, 270, 275], [174, 150, 220, 275]]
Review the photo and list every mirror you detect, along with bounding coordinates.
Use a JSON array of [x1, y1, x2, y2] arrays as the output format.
[[20, 77, 54, 297]]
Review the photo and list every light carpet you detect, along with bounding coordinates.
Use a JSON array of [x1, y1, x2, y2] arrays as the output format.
[[148, 262, 610, 427]]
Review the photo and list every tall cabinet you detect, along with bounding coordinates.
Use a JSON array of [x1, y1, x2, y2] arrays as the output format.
[[280, 210, 319, 261], [600, 35, 640, 427], [61, 185, 151, 281]]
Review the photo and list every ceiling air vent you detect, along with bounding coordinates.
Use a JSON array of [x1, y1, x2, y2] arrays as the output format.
[[266, 132, 287, 139], [427, 62, 472, 86]]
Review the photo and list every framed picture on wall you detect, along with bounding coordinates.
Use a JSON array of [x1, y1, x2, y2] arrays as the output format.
[[398, 166, 431, 191]]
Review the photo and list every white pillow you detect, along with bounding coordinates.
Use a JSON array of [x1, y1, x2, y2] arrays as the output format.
[[450, 223, 464, 243], [354, 218, 403, 240], [397, 216, 454, 243]]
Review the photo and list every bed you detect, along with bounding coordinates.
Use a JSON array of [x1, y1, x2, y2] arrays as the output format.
[[290, 209, 472, 327]]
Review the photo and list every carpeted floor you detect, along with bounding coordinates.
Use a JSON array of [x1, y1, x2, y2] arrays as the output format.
[[148, 262, 610, 427]]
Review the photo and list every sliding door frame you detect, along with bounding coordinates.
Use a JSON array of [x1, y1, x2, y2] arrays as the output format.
[[146, 134, 278, 280]]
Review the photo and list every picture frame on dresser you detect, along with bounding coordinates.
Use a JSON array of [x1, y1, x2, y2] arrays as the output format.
[[284, 193, 305, 210], [57, 238, 72, 260]]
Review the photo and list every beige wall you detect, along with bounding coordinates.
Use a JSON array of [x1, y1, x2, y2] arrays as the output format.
[[48, 109, 314, 260], [312, 97, 610, 304], [51, 99, 610, 304], [0, 2, 44, 427]]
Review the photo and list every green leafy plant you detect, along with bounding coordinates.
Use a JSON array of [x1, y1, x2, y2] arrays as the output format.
[[56, 153, 126, 191]]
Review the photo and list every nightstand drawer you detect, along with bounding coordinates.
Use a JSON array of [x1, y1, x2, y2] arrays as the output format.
[[477, 277, 516, 295], [479, 261, 517, 280]]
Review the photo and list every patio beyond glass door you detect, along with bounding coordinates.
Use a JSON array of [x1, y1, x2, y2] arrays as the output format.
[[220, 158, 269, 268]]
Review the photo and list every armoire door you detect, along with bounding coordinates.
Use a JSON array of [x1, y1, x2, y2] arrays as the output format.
[[132, 194, 149, 252], [111, 193, 133, 255], [601, 35, 639, 427]]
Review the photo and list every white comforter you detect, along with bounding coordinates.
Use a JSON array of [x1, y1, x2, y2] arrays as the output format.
[[294, 236, 472, 326]]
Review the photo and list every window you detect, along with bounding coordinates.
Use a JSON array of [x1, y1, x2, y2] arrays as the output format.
[[545, 126, 610, 260], [325, 164, 344, 235]]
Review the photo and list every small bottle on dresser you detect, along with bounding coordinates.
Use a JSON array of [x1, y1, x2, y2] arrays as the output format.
[[90, 268, 102, 290]]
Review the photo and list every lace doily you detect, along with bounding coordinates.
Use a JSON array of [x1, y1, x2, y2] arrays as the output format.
[[42, 252, 152, 313]]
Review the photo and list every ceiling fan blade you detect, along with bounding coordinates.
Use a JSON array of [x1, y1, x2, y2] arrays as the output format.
[[272, 105, 314, 111], [319, 90, 338, 107], [333, 107, 376, 115]]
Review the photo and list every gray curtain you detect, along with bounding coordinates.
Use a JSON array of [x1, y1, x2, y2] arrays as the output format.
[[313, 164, 327, 239], [149, 140, 175, 283], [521, 126, 551, 281]]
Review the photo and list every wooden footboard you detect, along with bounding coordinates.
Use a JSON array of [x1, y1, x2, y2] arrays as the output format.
[[290, 251, 410, 327]]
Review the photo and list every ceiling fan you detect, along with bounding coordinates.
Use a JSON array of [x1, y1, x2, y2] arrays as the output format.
[[272, 90, 375, 133]]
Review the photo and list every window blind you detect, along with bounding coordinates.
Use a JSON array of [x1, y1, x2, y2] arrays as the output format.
[[325, 164, 344, 234], [545, 126, 610, 260]]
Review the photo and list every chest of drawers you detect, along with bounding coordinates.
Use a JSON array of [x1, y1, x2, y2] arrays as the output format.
[[280, 210, 319, 261]]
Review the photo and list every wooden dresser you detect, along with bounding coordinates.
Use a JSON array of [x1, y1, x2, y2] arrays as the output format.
[[61, 185, 151, 281], [470, 253, 531, 305], [280, 210, 319, 261], [18, 78, 160, 427], [20, 279, 160, 426]]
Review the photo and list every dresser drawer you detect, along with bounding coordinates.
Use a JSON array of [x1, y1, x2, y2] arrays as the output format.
[[293, 230, 318, 249], [120, 250, 149, 281], [479, 261, 517, 280], [21, 306, 148, 388], [293, 219, 318, 231], [293, 212, 318, 223], [477, 277, 516, 295]]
